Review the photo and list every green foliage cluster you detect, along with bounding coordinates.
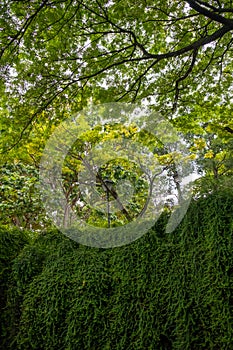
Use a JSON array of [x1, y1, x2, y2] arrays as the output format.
[[61, 122, 150, 227], [0, 227, 30, 345], [1, 191, 233, 349], [0, 162, 51, 229]]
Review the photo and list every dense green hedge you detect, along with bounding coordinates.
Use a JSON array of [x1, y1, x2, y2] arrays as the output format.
[[1, 191, 233, 349], [0, 227, 30, 347]]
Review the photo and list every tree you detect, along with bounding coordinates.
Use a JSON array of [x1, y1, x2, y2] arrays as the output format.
[[0, 162, 51, 229], [1, 0, 233, 149], [173, 103, 233, 194], [41, 115, 186, 230], [1, 1, 233, 230], [60, 122, 149, 228]]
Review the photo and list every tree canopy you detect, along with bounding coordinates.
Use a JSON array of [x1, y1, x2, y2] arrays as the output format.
[[2, 1, 233, 134], [1, 0, 233, 229]]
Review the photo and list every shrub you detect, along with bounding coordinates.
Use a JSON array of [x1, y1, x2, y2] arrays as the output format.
[[1, 191, 233, 349]]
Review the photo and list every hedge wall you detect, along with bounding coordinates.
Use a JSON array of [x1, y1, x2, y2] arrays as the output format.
[[0, 227, 30, 347], [1, 191, 233, 349]]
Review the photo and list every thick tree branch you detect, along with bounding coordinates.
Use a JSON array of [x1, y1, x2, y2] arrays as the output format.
[[73, 1, 233, 62], [224, 126, 233, 134], [186, 0, 233, 27], [148, 25, 230, 59], [195, 0, 219, 11], [194, 0, 233, 13]]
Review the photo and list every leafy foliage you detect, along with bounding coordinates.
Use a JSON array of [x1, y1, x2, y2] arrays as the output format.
[[1, 3, 233, 348], [0, 162, 51, 229], [2, 0, 233, 148], [1, 0, 233, 229], [1, 191, 233, 349], [0, 227, 30, 346]]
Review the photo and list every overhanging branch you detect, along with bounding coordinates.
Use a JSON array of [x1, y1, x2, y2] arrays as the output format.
[[186, 0, 233, 27]]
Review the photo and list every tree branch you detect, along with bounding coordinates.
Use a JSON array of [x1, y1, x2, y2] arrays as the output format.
[[148, 25, 231, 60], [172, 48, 198, 112], [1, 0, 49, 59], [186, 0, 233, 27]]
